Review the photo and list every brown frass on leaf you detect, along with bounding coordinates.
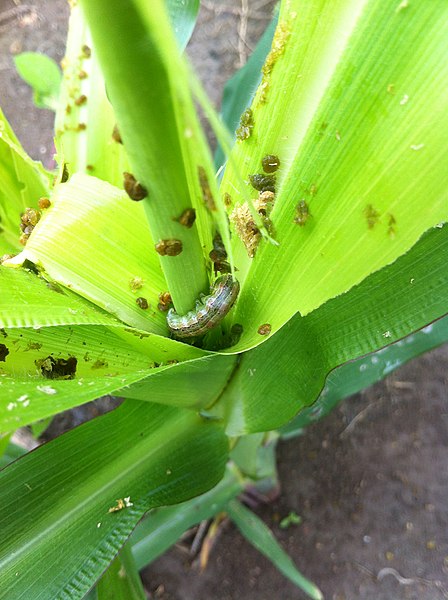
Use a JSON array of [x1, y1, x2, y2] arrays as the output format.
[[249, 173, 276, 193], [91, 359, 108, 369], [258, 323, 272, 336], [230, 190, 276, 258], [19, 207, 41, 245], [294, 200, 311, 226], [112, 124, 123, 144], [81, 44, 91, 58], [223, 192, 232, 208], [364, 204, 380, 229], [0, 343, 9, 362], [236, 108, 254, 141], [230, 203, 261, 259], [388, 214, 397, 238], [61, 163, 69, 182], [258, 20, 291, 104], [129, 277, 144, 292], [209, 233, 231, 275], [38, 197, 51, 209], [74, 94, 87, 106], [198, 166, 216, 211], [261, 154, 280, 173], [176, 208, 196, 228], [256, 191, 275, 216], [35, 356, 77, 380], [136, 297, 149, 310], [123, 172, 148, 201], [157, 291, 172, 312], [155, 239, 183, 256]]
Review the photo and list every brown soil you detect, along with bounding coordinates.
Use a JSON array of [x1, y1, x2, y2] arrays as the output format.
[[1, 1, 447, 598]]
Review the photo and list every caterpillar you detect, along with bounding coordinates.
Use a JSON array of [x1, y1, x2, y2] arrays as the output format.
[[167, 274, 240, 339]]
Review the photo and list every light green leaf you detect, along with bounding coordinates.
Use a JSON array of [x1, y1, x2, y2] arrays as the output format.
[[220, 0, 448, 350], [0, 109, 51, 253], [79, 0, 216, 314], [0, 266, 121, 329], [7, 174, 168, 334], [218, 226, 448, 434], [0, 266, 211, 430], [131, 466, 243, 570], [281, 314, 448, 438], [54, 4, 130, 186], [96, 543, 146, 600], [0, 400, 228, 599], [227, 500, 322, 600], [14, 52, 62, 111], [55, 0, 199, 186], [0, 323, 202, 432], [229, 432, 278, 486], [215, 8, 278, 170]]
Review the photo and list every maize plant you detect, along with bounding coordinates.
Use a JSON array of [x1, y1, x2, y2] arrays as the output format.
[[0, 1, 447, 598]]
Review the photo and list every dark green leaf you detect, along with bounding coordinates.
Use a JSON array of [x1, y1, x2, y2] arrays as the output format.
[[227, 500, 322, 600], [96, 543, 146, 600], [281, 314, 448, 438], [0, 400, 228, 599], [218, 226, 448, 434], [130, 466, 243, 570]]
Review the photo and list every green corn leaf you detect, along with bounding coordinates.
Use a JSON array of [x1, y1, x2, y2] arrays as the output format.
[[0, 431, 11, 457], [217, 225, 448, 434], [0, 262, 237, 431], [215, 7, 278, 170], [6, 174, 168, 334], [130, 466, 243, 570], [96, 543, 146, 600], [229, 432, 278, 485], [220, 0, 448, 351], [54, 0, 199, 185], [118, 352, 236, 407], [0, 400, 228, 599], [54, 4, 130, 186], [0, 266, 122, 329], [0, 266, 212, 431], [14, 52, 62, 111], [0, 109, 51, 253], [0, 322, 205, 433], [281, 314, 448, 438], [79, 0, 219, 314], [226, 499, 322, 600]]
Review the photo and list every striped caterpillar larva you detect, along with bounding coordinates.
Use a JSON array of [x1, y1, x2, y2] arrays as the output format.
[[167, 274, 240, 339]]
